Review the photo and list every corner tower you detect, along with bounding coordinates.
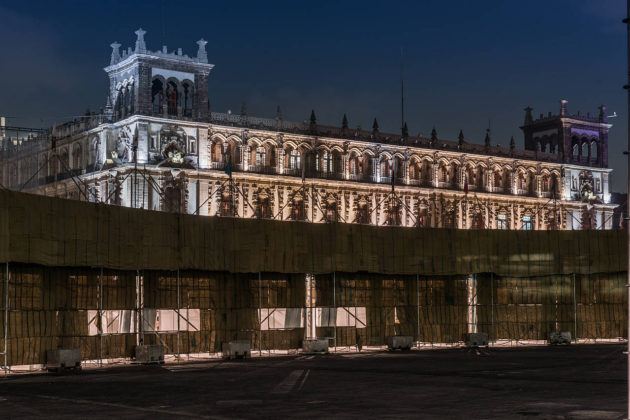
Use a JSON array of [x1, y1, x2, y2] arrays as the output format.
[[520, 100, 611, 168], [104, 29, 214, 122]]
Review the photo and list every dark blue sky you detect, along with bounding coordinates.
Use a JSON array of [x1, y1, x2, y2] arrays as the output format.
[[1, 0, 627, 191]]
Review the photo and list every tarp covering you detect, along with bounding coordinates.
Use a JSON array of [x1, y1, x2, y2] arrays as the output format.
[[0, 189, 626, 276]]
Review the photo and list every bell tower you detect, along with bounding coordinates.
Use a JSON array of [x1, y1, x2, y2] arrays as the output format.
[[520, 99, 611, 168], [104, 28, 214, 122]]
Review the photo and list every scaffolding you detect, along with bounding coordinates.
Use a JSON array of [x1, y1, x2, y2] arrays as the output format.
[[0, 189, 627, 369]]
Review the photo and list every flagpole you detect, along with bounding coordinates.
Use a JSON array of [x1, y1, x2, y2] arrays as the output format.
[[623, 2, 630, 417]]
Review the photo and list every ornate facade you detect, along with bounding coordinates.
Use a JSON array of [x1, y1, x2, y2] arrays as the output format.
[[0, 30, 617, 230]]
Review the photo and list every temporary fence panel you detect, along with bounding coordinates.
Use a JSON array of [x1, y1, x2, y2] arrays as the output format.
[[1, 190, 626, 277]]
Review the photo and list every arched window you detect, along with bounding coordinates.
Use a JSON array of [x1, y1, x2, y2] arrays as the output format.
[[422, 161, 432, 181], [72, 145, 81, 169], [290, 197, 306, 221], [255, 146, 266, 167], [166, 81, 178, 115], [541, 175, 549, 192], [152, 78, 164, 113], [477, 167, 485, 188], [164, 185, 183, 213], [380, 158, 390, 178], [472, 212, 484, 229], [550, 173, 558, 196], [450, 163, 459, 185], [332, 150, 343, 174], [218, 189, 235, 217], [494, 171, 502, 189], [288, 149, 301, 169], [321, 151, 332, 172], [582, 142, 589, 161], [465, 166, 474, 187], [409, 160, 420, 181], [591, 141, 598, 161], [182, 81, 193, 117], [349, 154, 360, 175], [572, 143, 579, 160], [517, 172, 526, 191], [255, 193, 272, 219], [356, 199, 369, 224], [527, 172, 535, 194], [497, 214, 508, 230], [324, 199, 338, 222], [439, 163, 448, 183], [364, 155, 374, 177], [444, 210, 455, 228]]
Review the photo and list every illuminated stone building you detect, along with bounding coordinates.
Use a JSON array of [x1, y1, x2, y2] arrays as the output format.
[[0, 30, 617, 230]]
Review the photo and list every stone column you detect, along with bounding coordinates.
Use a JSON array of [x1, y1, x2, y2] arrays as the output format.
[[348, 192, 355, 223], [209, 181, 217, 215], [401, 195, 407, 226], [371, 193, 377, 225], [137, 122, 149, 164], [278, 149, 285, 175], [379, 193, 385, 225], [198, 129, 209, 169], [198, 179, 209, 216], [187, 179, 198, 215], [243, 145, 250, 171], [433, 163, 438, 188]]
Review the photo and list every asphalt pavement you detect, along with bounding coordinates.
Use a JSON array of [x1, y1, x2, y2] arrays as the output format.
[[0, 344, 626, 419]]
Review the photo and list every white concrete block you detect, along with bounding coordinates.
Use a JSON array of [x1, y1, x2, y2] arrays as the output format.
[[387, 336, 413, 350], [303, 338, 329, 354]]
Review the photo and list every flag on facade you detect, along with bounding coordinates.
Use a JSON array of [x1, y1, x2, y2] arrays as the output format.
[[301, 161, 306, 182], [551, 177, 557, 197], [225, 156, 232, 177], [464, 175, 468, 195]]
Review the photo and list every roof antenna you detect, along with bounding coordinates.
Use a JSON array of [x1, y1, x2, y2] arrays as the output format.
[[400, 47, 405, 136], [161, 0, 166, 46]]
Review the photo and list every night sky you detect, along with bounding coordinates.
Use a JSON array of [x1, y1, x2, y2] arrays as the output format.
[[1, 0, 627, 191]]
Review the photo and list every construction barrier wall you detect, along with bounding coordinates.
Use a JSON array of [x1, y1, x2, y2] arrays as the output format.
[[0, 190, 627, 367], [0, 265, 625, 366]]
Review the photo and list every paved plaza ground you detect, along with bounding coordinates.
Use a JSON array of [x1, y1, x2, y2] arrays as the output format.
[[0, 344, 626, 419]]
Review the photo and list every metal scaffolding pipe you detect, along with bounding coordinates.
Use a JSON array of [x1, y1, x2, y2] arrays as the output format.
[[99, 267, 103, 367], [258, 271, 262, 356], [4, 262, 8, 375], [625, 2, 630, 417], [177, 269, 180, 361], [416, 273, 420, 347], [333, 271, 337, 351]]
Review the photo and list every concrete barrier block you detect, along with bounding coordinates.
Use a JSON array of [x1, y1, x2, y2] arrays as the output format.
[[46, 348, 81, 371], [464, 332, 489, 347], [548, 331, 572, 345], [134, 344, 165, 363], [387, 336, 413, 350], [303, 339, 329, 354], [222, 340, 251, 359]]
